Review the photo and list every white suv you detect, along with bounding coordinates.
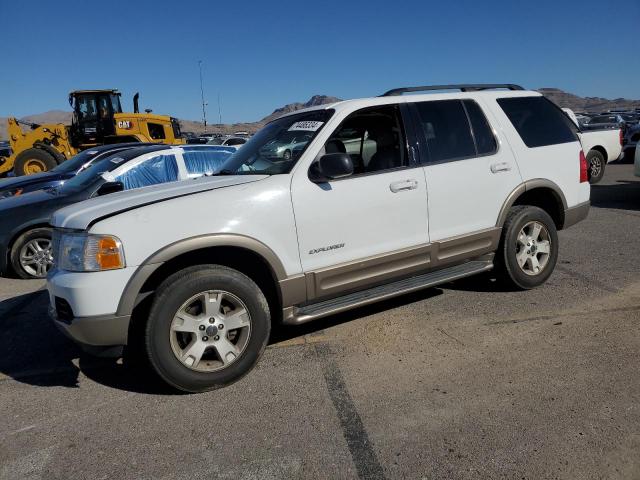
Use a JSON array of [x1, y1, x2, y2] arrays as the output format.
[[48, 84, 590, 392]]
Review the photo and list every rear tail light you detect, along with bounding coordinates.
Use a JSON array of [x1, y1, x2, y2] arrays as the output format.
[[579, 150, 588, 183]]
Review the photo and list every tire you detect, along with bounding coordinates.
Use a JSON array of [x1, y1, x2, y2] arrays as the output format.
[[10, 227, 54, 279], [495, 206, 558, 290], [13, 148, 58, 176], [145, 265, 271, 393], [587, 150, 606, 184], [283, 149, 291, 160]]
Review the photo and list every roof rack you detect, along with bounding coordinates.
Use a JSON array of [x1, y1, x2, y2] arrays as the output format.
[[381, 84, 525, 96]]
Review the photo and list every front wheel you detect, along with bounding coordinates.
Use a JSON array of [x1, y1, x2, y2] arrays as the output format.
[[587, 150, 606, 184], [10, 227, 53, 279], [495, 206, 558, 290], [145, 265, 271, 392]]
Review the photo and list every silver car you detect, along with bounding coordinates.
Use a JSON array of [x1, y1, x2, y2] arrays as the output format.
[[259, 132, 312, 160]]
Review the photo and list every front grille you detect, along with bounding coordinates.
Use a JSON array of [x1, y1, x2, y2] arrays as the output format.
[[54, 297, 74, 324]]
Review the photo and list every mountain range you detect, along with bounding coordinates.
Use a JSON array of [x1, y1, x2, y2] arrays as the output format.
[[1, 90, 638, 141]]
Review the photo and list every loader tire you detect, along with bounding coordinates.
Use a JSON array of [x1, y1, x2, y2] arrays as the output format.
[[14, 148, 57, 176]]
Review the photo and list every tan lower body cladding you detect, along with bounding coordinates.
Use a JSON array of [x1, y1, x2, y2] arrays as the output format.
[[279, 227, 501, 307]]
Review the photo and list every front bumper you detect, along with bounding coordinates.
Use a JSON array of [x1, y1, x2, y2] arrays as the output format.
[[47, 267, 138, 347], [49, 303, 130, 347]]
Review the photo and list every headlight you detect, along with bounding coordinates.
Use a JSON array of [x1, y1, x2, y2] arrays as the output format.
[[56, 232, 125, 272]]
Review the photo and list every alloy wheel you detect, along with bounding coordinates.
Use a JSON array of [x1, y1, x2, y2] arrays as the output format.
[[590, 157, 602, 178], [515, 221, 552, 276], [169, 290, 252, 372], [19, 238, 53, 278]]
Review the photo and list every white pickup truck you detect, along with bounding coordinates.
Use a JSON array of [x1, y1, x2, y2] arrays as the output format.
[[48, 84, 591, 392], [563, 108, 622, 183]]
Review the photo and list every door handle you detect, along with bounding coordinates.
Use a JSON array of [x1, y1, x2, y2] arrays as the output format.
[[490, 162, 511, 173], [389, 179, 418, 193]]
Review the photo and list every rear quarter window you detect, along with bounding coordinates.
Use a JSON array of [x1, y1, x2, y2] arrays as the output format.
[[497, 96, 578, 148]]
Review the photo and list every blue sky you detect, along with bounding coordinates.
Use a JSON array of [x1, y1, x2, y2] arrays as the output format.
[[1, 0, 638, 123]]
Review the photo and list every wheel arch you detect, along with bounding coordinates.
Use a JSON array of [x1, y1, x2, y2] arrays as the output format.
[[117, 234, 290, 321], [5, 221, 52, 274], [496, 180, 568, 230], [588, 145, 607, 162]]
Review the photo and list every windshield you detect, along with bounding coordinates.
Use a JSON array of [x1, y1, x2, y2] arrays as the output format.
[[57, 154, 126, 194], [51, 148, 118, 174], [218, 109, 334, 175]]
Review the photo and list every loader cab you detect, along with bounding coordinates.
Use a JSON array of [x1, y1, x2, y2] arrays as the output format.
[[69, 90, 123, 147]]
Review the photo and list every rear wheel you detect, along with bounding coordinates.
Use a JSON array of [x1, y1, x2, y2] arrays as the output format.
[[145, 265, 271, 392], [10, 228, 53, 279], [13, 148, 57, 176], [495, 206, 558, 289], [587, 150, 605, 184]]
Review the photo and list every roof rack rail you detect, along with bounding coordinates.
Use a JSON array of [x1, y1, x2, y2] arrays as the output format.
[[381, 84, 525, 96]]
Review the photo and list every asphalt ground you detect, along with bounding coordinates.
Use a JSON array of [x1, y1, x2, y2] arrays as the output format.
[[1, 165, 639, 480]]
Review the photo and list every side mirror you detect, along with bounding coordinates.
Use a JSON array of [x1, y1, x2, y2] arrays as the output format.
[[308, 153, 354, 183], [96, 181, 124, 196]]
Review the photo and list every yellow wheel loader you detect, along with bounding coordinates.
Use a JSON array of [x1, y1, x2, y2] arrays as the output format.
[[0, 90, 185, 176]]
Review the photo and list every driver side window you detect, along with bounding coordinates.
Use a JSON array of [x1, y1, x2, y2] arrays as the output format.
[[324, 105, 407, 175]]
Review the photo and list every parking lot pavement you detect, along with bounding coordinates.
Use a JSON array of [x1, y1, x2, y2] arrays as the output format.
[[1, 165, 639, 480]]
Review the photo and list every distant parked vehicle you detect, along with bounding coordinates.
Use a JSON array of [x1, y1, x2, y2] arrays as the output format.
[[624, 123, 640, 163], [0, 145, 236, 279], [258, 132, 312, 160], [221, 137, 247, 147], [585, 114, 628, 134], [635, 139, 640, 177], [0, 143, 149, 199], [563, 108, 622, 183], [207, 136, 248, 147]]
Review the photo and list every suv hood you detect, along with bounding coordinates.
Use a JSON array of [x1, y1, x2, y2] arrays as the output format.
[[51, 174, 268, 230]]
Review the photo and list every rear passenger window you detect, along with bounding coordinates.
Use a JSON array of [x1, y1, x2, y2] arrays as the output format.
[[413, 100, 476, 162], [183, 150, 234, 176], [463, 100, 497, 155], [115, 154, 178, 190], [497, 97, 578, 148]]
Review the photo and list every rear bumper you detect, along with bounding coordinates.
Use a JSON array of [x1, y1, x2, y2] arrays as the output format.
[[563, 201, 590, 229]]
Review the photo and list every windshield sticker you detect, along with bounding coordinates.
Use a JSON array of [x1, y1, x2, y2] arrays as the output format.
[[110, 157, 125, 164], [288, 121, 324, 132]]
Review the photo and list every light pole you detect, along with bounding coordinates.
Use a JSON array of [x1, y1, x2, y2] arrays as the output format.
[[198, 60, 208, 132]]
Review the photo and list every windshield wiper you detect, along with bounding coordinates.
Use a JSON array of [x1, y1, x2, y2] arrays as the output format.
[[216, 169, 238, 175]]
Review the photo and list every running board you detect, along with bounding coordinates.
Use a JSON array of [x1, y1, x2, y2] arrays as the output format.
[[285, 260, 493, 325]]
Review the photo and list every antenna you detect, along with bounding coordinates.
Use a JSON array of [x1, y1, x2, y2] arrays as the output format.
[[198, 60, 208, 132], [218, 93, 222, 125]]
